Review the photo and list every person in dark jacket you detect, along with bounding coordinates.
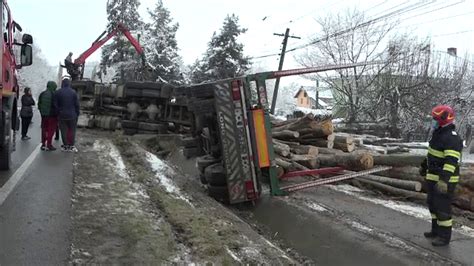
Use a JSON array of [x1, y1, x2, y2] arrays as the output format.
[[54, 78, 80, 152], [420, 105, 463, 247], [20, 87, 35, 140], [38, 81, 58, 151]]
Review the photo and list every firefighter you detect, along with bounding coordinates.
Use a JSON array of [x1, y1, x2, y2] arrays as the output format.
[[420, 105, 463, 246]]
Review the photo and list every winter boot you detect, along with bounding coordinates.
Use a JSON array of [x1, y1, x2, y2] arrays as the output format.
[[432, 237, 449, 247], [424, 219, 438, 238]]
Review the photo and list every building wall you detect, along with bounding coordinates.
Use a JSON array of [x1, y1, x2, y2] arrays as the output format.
[[296, 90, 312, 108]]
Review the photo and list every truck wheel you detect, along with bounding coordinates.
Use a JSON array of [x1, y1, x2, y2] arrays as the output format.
[[204, 163, 226, 186], [207, 185, 229, 203], [0, 110, 11, 170], [199, 173, 208, 185], [196, 155, 220, 174], [183, 147, 202, 158]]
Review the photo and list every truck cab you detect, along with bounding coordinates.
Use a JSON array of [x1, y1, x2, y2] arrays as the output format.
[[0, 0, 33, 169]]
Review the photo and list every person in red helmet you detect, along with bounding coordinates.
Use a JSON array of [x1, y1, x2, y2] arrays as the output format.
[[419, 105, 463, 246]]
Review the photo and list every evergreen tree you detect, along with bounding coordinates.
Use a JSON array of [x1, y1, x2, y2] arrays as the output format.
[[191, 14, 250, 83], [141, 0, 183, 84], [99, 0, 144, 82]]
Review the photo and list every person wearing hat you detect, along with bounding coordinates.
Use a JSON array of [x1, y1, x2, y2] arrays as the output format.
[[38, 81, 58, 150], [20, 87, 35, 140]]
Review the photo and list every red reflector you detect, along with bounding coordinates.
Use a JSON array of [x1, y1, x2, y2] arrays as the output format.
[[231, 80, 241, 100], [245, 180, 256, 199]]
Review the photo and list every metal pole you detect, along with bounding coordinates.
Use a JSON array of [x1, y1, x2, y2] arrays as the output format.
[[270, 29, 300, 114]]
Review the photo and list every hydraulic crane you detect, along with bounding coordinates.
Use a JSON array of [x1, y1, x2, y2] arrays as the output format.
[[64, 22, 146, 81]]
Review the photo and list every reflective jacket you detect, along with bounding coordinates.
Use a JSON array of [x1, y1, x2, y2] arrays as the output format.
[[423, 124, 463, 184]]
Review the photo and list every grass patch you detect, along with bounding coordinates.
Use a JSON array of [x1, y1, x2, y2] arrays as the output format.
[[112, 135, 241, 263]]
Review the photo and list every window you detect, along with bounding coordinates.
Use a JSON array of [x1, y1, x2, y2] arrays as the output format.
[[2, 3, 9, 44], [307, 98, 309, 104], [300, 98, 303, 104]]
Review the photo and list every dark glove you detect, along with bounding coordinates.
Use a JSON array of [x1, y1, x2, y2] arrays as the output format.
[[419, 158, 427, 176], [419, 167, 427, 176], [435, 180, 448, 194]]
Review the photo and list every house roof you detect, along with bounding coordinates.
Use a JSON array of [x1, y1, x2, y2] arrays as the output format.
[[293, 88, 306, 98]]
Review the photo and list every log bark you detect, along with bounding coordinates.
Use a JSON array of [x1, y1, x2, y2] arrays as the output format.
[[359, 174, 422, 192], [317, 152, 373, 170], [290, 154, 319, 169], [272, 130, 300, 140], [333, 134, 354, 144], [272, 114, 314, 132], [356, 178, 427, 201], [273, 140, 291, 158], [300, 139, 334, 149], [275, 157, 293, 171], [373, 154, 426, 167], [377, 166, 425, 183], [318, 147, 344, 155], [290, 145, 319, 156]]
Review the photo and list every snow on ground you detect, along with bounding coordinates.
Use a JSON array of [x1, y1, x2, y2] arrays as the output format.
[[329, 184, 474, 238], [145, 151, 193, 205], [296, 106, 331, 116]]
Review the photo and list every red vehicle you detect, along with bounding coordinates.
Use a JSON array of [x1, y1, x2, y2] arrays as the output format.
[[65, 22, 145, 81], [0, 0, 34, 169]]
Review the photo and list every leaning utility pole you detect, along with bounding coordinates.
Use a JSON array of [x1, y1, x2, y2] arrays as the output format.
[[270, 28, 300, 114]]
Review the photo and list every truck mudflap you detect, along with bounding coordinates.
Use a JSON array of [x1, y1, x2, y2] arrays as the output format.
[[213, 80, 258, 204]]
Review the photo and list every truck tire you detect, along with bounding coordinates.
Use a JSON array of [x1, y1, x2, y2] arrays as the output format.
[[199, 173, 208, 185], [121, 120, 139, 129], [207, 185, 229, 203], [123, 127, 138, 135], [0, 110, 11, 170], [196, 155, 220, 174], [180, 137, 199, 148], [138, 122, 167, 132], [204, 163, 227, 186], [183, 147, 201, 158]]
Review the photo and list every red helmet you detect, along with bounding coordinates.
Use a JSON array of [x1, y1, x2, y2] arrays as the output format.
[[431, 105, 455, 127]]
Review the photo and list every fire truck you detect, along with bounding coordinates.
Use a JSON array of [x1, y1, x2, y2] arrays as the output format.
[[0, 0, 33, 170]]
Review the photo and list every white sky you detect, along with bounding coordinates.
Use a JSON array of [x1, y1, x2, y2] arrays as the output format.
[[8, 0, 474, 81]]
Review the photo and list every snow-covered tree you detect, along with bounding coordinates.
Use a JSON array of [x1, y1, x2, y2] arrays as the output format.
[[141, 0, 183, 84], [17, 44, 55, 99], [190, 14, 250, 83], [99, 0, 144, 82]]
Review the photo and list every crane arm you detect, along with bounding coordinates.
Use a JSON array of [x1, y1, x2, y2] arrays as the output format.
[[73, 23, 144, 65]]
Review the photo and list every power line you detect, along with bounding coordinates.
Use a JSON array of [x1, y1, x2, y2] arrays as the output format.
[[432, 29, 474, 37]]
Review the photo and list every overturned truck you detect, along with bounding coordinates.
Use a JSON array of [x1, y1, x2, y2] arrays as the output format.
[[72, 61, 383, 204]]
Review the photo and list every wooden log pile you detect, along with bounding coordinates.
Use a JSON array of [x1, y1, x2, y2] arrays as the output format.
[[270, 115, 474, 213]]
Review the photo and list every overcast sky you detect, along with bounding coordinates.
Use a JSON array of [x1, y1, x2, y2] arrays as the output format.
[[8, 0, 474, 77]]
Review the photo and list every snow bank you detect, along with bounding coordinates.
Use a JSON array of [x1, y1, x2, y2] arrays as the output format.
[[145, 151, 192, 205]]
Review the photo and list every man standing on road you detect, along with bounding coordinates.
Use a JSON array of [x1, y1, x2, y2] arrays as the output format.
[[38, 81, 58, 151], [420, 105, 463, 246], [54, 78, 80, 152], [20, 87, 35, 140]]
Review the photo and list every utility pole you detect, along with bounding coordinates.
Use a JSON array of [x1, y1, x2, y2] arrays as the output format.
[[270, 28, 300, 114], [315, 79, 319, 109]]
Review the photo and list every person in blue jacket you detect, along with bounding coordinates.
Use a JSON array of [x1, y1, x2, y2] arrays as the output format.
[[54, 77, 80, 152]]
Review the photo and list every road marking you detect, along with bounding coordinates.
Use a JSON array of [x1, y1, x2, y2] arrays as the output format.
[[0, 144, 41, 206]]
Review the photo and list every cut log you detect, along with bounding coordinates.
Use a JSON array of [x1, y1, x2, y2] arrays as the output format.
[[273, 140, 291, 158], [277, 140, 301, 146], [317, 152, 373, 170], [290, 145, 319, 156], [358, 174, 422, 191], [272, 130, 300, 140], [373, 154, 426, 167], [275, 165, 285, 179], [355, 178, 427, 201], [300, 139, 334, 149], [333, 142, 355, 153], [272, 114, 314, 132], [290, 154, 319, 169], [377, 166, 425, 183], [334, 134, 354, 144], [318, 147, 344, 155], [275, 157, 293, 170]]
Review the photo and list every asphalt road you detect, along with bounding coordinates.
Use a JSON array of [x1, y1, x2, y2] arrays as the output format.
[[0, 113, 73, 265]]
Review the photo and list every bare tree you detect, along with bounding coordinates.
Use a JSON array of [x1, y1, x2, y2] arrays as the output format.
[[297, 9, 395, 123]]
